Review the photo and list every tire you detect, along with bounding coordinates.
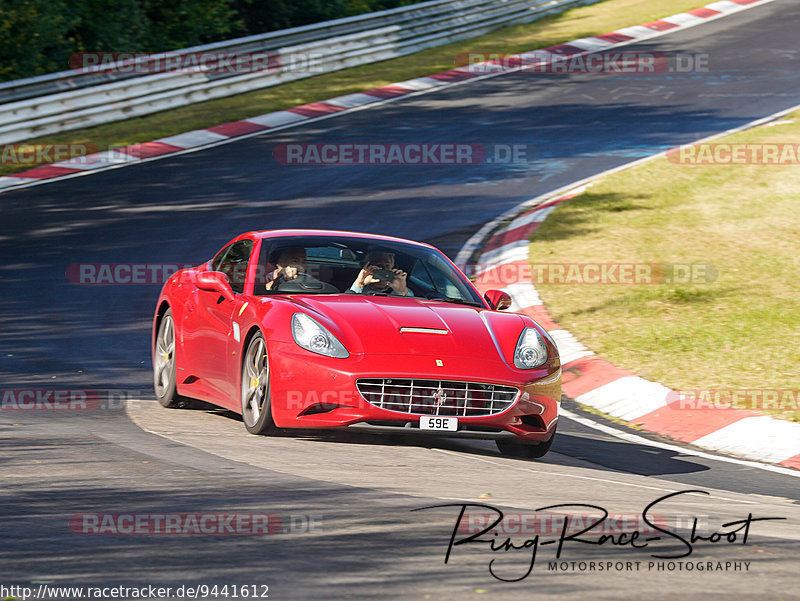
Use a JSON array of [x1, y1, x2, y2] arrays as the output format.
[[154, 309, 182, 408], [496, 426, 556, 459], [241, 332, 276, 435]]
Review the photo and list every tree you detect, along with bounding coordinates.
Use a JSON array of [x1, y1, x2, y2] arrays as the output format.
[[0, 0, 76, 80]]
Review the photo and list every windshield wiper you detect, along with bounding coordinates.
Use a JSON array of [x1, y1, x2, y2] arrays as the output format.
[[430, 296, 484, 307]]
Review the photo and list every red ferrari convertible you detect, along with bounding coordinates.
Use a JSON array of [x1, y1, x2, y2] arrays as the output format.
[[152, 230, 561, 458]]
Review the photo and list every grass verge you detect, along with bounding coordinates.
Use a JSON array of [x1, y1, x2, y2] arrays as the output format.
[[2, 0, 706, 177], [531, 111, 800, 423]]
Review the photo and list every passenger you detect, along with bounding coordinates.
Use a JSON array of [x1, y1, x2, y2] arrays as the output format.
[[349, 250, 413, 297]]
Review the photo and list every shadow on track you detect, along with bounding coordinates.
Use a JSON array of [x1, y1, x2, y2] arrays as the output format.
[[177, 403, 710, 478]]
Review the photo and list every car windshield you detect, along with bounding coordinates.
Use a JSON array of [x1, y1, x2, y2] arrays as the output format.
[[255, 235, 484, 305]]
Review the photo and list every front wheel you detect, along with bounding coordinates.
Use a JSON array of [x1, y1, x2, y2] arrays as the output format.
[[496, 426, 556, 459], [241, 332, 276, 435]]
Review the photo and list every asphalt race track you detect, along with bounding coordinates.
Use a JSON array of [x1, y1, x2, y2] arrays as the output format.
[[1, 2, 799, 599]]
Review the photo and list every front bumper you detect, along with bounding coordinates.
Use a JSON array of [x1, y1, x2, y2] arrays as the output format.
[[267, 341, 560, 442]]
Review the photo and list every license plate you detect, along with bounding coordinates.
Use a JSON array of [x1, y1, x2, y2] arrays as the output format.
[[419, 416, 458, 431]]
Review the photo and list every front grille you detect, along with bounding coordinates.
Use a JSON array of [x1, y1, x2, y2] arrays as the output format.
[[356, 378, 518, 416]]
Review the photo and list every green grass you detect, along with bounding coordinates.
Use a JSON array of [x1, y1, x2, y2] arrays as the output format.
[[531, 113, 800, 422], [1, 0, 707, 177]]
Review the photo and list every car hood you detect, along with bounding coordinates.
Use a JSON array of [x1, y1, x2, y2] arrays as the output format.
[[287, 295, 526, 362]]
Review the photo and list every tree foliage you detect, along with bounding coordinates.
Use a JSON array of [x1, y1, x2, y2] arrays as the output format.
[[0, 0, 419, 82]]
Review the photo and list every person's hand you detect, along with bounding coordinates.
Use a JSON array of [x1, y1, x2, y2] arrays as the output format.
[[266, 265, 299, 290], [388, 268, 409, 296], [356, 263, 380, 288]]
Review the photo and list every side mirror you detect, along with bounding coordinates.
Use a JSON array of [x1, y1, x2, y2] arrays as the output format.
[[484, 289, 512, 311], [196, 271, 235, 302]]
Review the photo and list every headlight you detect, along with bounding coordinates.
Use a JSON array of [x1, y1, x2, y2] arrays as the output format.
[[291, 313, 349, 358], [514, 327, 548, 369]]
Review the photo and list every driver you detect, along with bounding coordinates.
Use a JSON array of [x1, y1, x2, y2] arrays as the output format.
[[349, 250, 413, 297], [265, 247, 306, 291]]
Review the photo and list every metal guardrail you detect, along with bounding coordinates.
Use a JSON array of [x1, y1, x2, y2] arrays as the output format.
[[0, 0, 601, 144]]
